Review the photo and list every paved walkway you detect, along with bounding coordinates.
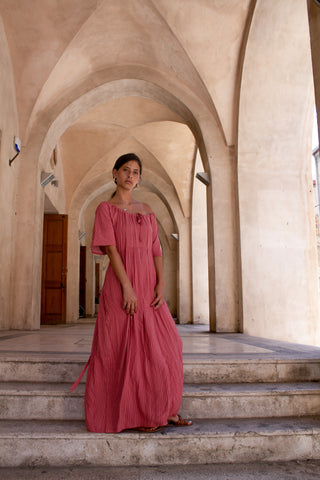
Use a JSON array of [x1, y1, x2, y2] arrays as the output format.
[[0, 322, 320, 360]]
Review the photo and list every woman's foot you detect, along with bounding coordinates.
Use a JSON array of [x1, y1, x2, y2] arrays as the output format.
[[167, 414, 193, 427], [136, 425, 162, 433]]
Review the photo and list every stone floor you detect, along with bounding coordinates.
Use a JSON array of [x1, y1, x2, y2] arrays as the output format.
[[0, 322, 320, 360]]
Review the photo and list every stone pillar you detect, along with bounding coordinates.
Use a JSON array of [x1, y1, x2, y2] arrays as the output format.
[[207, 144, 241, 333], [85, 241, 95, 317], [308, 0, 320, 145], [192, 152, 209, 325], [10, 145, 44, 330], [0, 18, 19, 329], [177, 218, 192, 324], [238, 0, 320, 345], [66, 212, 80, 323]]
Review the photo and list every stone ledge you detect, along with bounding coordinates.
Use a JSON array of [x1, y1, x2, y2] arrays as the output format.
[[0, 382, 320, 420], [0, 418, 320, 467], [1, 357, 319, 383]]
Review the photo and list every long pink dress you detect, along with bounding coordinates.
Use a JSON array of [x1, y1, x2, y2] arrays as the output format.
[[72, 202, 183, 433]]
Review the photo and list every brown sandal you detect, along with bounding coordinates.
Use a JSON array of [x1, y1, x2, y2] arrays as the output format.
[[168, 414, 193, 427], [136, 425, 162, 433]]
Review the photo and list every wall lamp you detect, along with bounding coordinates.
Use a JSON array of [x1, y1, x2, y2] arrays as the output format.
[[40, 172, 55, 188], [196, 172, 210, 186], [8, 137, 21, 166]]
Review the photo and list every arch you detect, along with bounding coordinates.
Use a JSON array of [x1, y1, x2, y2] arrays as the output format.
[[67, 145, 187, 324], [12, 70, 240, 333]]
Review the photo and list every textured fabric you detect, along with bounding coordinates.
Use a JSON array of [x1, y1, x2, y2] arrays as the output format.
[[74, 202, 183, 433]]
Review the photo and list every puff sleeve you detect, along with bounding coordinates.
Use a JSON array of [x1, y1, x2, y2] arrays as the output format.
[[151, 214, 162, 257], [91, 203, 116, 255]]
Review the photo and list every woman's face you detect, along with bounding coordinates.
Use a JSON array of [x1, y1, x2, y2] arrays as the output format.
[[113, 160, 141, 190]]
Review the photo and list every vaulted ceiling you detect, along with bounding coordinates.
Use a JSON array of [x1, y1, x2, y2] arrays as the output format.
[[0, 0, 253, 217]]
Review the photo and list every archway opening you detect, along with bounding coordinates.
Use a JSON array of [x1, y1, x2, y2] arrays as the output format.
[[39, 91, 212, 327]]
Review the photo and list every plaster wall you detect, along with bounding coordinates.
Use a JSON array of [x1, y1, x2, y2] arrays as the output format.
[[238, 0, 320, 345], [40, 144, 66, 215], [0, 18, 19, 328]]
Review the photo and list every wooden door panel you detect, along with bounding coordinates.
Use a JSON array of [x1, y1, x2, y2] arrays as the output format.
[[45, 252, 63, 282], [47, 221, 64, 245], [45, 289, 62, 315], [41, 214, 68, 325]]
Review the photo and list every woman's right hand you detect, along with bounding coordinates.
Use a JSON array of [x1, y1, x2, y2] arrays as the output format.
[[122, 285, 138, 315]]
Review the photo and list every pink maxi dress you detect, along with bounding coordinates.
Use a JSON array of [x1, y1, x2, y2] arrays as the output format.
[[72, 202, 183, 433]]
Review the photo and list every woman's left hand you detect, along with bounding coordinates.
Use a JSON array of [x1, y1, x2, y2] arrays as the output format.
[[151, 283, 164, 310]]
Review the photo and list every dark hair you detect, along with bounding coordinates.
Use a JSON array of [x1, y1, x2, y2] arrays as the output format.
[[113, 153, 142, 174]]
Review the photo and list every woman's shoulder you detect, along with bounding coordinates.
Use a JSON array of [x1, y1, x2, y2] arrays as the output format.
[[96, 201, 110, 211], [97, 200, 154, 216], [95, 201, 115, 218], [139, 202, 154, 215]]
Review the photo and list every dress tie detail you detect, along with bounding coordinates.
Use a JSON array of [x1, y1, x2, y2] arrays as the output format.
[[136, 213, 143, 242]]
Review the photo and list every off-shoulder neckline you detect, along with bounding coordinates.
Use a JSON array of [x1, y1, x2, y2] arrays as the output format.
[[105, 201, 155, 216]]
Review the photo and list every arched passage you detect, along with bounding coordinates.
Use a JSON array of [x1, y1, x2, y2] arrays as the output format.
[[10, 72, 240, 334]]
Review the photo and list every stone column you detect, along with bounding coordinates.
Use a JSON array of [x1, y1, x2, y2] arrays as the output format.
[[10, 145, 44, 329], [66, 212, 80, 324], [85, 242, 95, 317], [205, 142, 241, 333], [238, 0, 320, 345], [192, 152, 209, 325], [308, 0, 320, 145], [0, 18, 20, 329], [177, 217, 192, 324]]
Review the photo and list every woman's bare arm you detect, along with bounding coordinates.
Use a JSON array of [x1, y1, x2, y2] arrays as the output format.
[[151, 256, 165, 310], [102, 245, 137, 315]]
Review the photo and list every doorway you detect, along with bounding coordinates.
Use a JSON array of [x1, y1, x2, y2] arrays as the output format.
[[41, 214, 68, 324]]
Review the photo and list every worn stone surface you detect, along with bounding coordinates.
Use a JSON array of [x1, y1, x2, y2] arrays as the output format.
[[1, 381, 320, 421], [0, 418, 320, 467], [1, 461, 320, 480]]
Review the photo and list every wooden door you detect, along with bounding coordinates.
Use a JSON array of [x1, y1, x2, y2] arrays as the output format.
[[41, 214, 68, 324], [79, 246, 86, 317]]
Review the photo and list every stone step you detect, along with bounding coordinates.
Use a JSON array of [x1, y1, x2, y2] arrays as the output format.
[[183, 357, 320, 384], [1, 417, 320, 467], [1, 381, 319, 421], [1, 356, 320, 384]]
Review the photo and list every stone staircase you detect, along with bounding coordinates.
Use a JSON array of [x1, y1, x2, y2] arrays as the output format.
[[0, 353, 320, 467]]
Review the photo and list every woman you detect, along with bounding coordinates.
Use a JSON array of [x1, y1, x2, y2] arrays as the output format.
[[71, 153, 192, 433]]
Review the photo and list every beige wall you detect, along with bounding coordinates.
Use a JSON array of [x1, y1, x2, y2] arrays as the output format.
[[238, 0, 320, 345]]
